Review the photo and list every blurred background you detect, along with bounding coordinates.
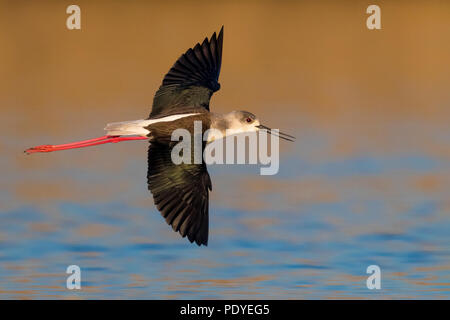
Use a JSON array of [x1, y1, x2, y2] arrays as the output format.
[[0, 0, 449, 298]]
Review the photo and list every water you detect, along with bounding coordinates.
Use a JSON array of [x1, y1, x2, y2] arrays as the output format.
[[1, 119, 449, 299], [1, 1, 450, 299]]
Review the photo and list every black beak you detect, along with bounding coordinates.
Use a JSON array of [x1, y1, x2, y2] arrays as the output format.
[[256, 125, 296, 142]]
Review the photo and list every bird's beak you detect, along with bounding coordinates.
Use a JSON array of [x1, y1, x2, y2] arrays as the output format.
[[256, 125, 295, 142]]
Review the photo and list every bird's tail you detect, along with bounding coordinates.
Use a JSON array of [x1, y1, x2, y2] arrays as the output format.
[[104, 119, 151, 136]]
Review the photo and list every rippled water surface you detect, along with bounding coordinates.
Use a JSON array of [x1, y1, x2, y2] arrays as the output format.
[[1, 1, 450, 299]]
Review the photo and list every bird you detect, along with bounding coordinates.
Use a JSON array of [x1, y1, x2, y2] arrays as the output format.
[[25, 26, 294, 246]]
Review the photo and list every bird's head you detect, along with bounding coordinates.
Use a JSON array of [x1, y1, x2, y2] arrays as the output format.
[[225, 111, 295, 141]]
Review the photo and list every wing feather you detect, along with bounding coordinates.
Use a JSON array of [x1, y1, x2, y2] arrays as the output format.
[[149, 27, 223, 118], [147, 142, 211, 246]]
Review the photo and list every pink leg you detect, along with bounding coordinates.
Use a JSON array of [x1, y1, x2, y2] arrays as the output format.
[[25, 135, 148, 154], [43, 135, 112, 148]]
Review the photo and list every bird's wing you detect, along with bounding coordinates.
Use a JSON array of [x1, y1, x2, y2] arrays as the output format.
[[149, 27, 223, 119], [147, 142, 211, 246]]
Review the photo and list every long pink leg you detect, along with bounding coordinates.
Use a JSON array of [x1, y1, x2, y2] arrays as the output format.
[[41, 135, 112, 148], [25, 135, 148, 154]]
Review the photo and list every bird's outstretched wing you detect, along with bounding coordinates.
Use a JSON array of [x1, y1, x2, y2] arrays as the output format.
[[149, 27, 223, 119], [147, 142, 211, 246]]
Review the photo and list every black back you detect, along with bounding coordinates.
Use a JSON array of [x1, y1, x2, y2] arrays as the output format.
[[149, 27, 223, 119]]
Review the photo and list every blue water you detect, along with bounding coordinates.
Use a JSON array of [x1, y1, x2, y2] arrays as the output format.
[[1, 123, 449, 299]]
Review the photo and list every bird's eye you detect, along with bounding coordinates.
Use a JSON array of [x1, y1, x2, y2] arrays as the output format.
[[246, 117, 252, 123]]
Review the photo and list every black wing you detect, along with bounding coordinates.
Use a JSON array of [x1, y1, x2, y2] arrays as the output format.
[[149, 27, 223, 119], [147, 143, 212, 246]]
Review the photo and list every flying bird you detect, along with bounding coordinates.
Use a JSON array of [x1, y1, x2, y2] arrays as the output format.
[[25, 27, 294, 246]]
